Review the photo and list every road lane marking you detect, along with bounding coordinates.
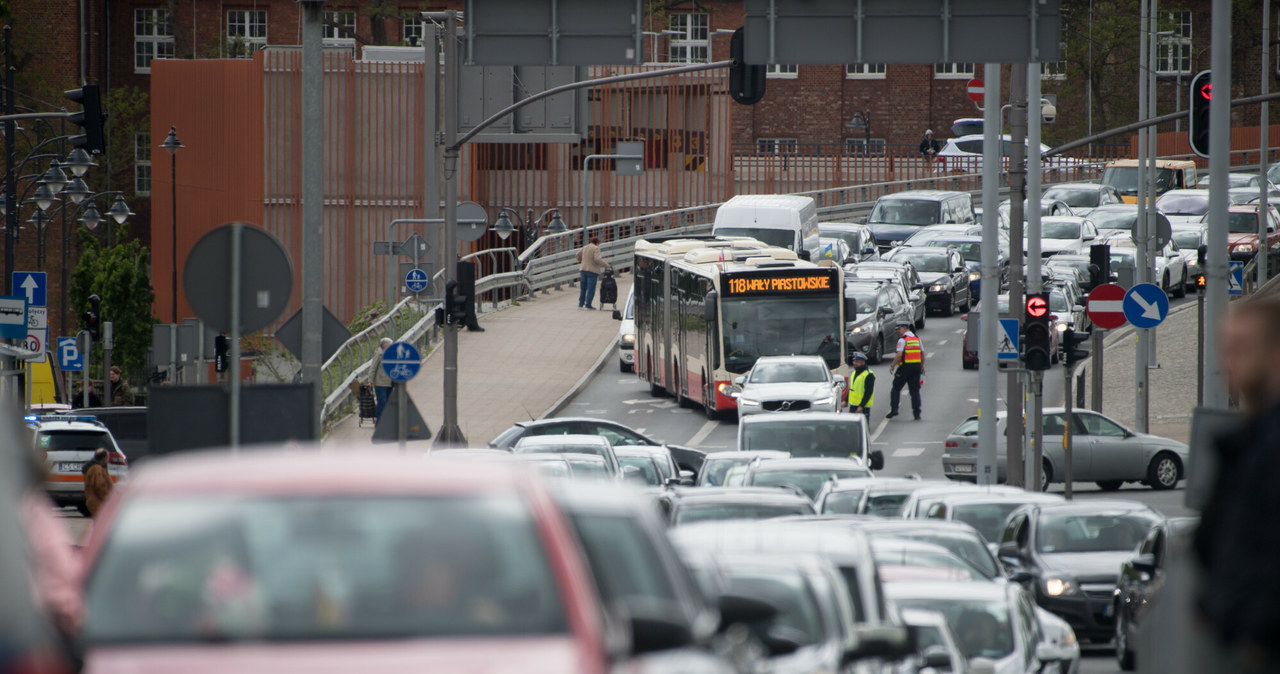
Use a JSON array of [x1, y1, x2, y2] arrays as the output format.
[[586, 409, 607, 414], [954, 329, 964, 334], [870, 417, 890, 443], [893, 447, 926, 457], [687, 420, 720, 447], [936, 339, 948, 346]]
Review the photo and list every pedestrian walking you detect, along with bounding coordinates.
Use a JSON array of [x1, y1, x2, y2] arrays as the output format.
[[108, 366, 132, 406], [82, 448, 113, 518], [847, 352, 875, 417], [576, 236, 611, 310], [918, 129, 941, 163], [885, 321, 924, 420], [370, 337, 394, 422]]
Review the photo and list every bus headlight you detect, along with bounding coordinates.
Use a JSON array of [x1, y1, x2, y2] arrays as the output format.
[[622, 333, 635, 345]]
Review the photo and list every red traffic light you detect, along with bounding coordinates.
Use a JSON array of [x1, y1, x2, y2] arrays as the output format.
[[1026, 296, 1049, 318], [1199, 82, 1212, 100]]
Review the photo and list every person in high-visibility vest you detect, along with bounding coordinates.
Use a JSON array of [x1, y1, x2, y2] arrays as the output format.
[[847, 352, 875, 417], [886, 321, 924, 420]]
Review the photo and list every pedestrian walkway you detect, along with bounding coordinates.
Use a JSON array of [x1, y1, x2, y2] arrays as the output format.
[[325, 276, 632, 448]]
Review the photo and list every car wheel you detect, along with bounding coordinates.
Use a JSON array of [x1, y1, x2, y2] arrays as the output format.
[[1040, 459, 1053, 492], [1174, 271, 1187, 298], [943, 292, 955, 317], [647, 355, 665, 397], [962, 359, 976, 370], [1163, 272, 1170, 295], [870, 335, 883, 365], [1147, 452, 1181, 490], [703, 372, 720, 421], [916, 314, 925, 331], [1097, 480, 1124, 491], [1116, 606, 1136, 670]]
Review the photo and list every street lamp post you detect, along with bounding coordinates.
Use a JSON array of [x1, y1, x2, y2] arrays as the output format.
[[161, 127, 183, 323]]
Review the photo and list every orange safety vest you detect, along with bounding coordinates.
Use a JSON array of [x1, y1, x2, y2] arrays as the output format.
[[902, 334, 923, 364]]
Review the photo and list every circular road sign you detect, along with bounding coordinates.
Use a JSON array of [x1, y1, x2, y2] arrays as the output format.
[[967, 78, 985, 103], [404, 267, 430, 294], [381, 341, 422, 383], [457, 201, 490, 243], [184, 223, 293, 334], [1026, 295, 1049, 319], [1087, 283, 1128, 330], [1123, 282, 1170, 330]]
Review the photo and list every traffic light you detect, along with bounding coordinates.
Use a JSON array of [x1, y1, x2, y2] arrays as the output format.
[[1089, 244, 1111, 288], [63, 85, 106, 155], [81, 294, 102, 340], [728, 28, 766, 105], [1022, 293, 1052, 371], [1188, 70, 1211, 158], [214, 334, 229, 373], [1062, 327, 1090, 367], [444, 280, 467, 325]]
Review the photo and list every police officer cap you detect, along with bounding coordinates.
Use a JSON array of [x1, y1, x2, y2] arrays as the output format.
[[851, 352, 868, 361], [895, 320, 912, 327]]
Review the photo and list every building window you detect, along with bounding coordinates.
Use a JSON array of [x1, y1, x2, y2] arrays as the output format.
[[1157, 11, 1193, 74], [846, 137, 887, 157], [767, 64, 798, 79], [934, 62, 974, 79], [846, 63, 887, 79], [226, 10, 267, 57], [323, 10, 357, 45], [757, 138, 798, 154], [668, 13, 709, 63], [403, 14, 425, 46], [135, 132, 151, 197], [134, 8, 174, 73]]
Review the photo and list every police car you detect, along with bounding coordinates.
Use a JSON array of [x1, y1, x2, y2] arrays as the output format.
[[27, 414, 128, 514]]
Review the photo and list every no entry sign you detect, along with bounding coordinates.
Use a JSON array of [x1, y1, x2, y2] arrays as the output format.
[[1087, 283, 1127, 330]]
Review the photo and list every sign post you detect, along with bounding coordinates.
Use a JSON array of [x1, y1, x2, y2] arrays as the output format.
[[381, 341, 422, 449]]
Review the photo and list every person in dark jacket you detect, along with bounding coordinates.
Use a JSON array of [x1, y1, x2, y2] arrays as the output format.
[[1194, 293, 1280, 670], [82, 448, 113, 517], [919, 129, 941, 161]]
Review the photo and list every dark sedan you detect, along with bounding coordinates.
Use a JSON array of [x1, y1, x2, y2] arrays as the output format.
[[490, 416, 704, 477], [1113, 516, 1198, 670], [844, 280, 912, 364], [884, 246, 971, 316], [997, 501, 1162, 642]]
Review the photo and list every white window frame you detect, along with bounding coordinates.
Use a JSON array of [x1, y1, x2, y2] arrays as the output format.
[[135, 132, 152, 197], [1157, 11, 1193, 75], [757, 138, 798, 154], [403, 13, 425, 46], [134, 8, 174, 74], [322, 10, 357, 45], [1041, 45, 1067, 80], [668, 13, 709, 64], [846, 63, 887, 79], [767, 63, 798, 79], [846, 137, 887, 157], [934, 62, 974, 79], [226, 9, 267, 58]]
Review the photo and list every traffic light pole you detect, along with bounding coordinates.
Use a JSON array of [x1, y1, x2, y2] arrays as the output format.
[[1006, 65, 1027, 489], [1203, 0, 1232, 410], [1090, 330, 1104, 410], [1030, 370, 1044, 491], [977, 64, 1003, 487], [1134, 0, 1151, 434], [1262, 0, 1272, 288], [1063, 363, 1074, 500]]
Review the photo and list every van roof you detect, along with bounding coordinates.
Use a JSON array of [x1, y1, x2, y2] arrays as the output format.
[[720, 194, 816, 209], [878, 189, 970, 200], [1106, 159, 1197, 169]]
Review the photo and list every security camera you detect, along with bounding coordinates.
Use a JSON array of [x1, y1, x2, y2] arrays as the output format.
[[1041, 102, 1057, 125]]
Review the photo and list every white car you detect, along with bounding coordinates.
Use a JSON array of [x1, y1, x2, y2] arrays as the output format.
[[28, 414, 128, 514], [615, 288, 635, 372], [1154, 189, 1210, 228], [1036, 216, 1100, 256], [730, 355, 845, 417], [937, 134, 1081, 174], [1107, 239, 1189, 298]]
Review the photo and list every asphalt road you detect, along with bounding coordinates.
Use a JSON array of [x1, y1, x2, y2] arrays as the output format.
[[560, 298, 1199, 674]]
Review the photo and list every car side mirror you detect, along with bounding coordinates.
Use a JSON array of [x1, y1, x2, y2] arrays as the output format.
[[717, 593, 778, 633], [921, 646, 952, 670], [1074, 304, 1085, 312], [733, 376, 745, 386], [841, 625, 917, 666], [878, 306, 893, 317], [678, 469, 695, 486], [1035, 642, 1063, 666], [626, 600, 695, 655], [704, 291, 718, 324], [1131, 552, 1157, 576], [868, 450, 885, 471], [969, 657, 998, 674], [1008, 570, 1035, 584], [954, 266, 966, 274], [998, 542, 1023, 561], [911, 283, 925, 290]]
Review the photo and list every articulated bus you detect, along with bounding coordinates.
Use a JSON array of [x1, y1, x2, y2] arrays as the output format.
[[633, 237, 849, 417]]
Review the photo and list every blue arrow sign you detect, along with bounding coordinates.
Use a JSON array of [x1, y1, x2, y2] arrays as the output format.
[[997, 318, 1020, 361], [13, 272, 46, 307], [404, 267, 430, 294], [1229, 261, 1244, 296], [382, 341, 422, 382], [1123, 282, 1170, 329], [57, 336, 84, 371]]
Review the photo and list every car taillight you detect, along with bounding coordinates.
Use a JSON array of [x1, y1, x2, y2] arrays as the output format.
[[945, 441, 958, 448], [108, 451, 127, 467]]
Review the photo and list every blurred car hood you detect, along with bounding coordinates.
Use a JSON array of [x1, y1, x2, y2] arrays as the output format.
[[917, 271, 952, 286], [742, 382, 832, 400]]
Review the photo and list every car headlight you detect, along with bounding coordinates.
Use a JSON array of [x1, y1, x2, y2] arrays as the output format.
[[969, 271, 981, 281], [1233, 243, 1256, 253], [1043, 576, 1077, 597], [1060, 628, 1078, 647], [851, 326, 864, 334], [739, 398, 760, 406], [814, 397, 833, 406], [1056, 322, 1068, 332], [931, 284, 947, 292], [621, 333, 635, 345]]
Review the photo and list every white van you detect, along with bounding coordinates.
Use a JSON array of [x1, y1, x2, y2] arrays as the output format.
[[712, 194, 821, 260]]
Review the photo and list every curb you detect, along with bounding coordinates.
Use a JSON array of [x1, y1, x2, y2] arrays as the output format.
[[540, 334, 620, 420]]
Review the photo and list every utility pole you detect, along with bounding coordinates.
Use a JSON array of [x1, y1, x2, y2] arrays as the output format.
[[300, 0, 325, 440], [1145, 0, 1160, 375], [4, 26, 14, 295], [978, 63, 1003, 486], [1134, 0, 1152, 433], [1027, 63, 1046, 491], [1007, 65, 1027, 488], [435, 10, 466, 446], [1202, 0, 1232, 409], [1259, 0, 1271, 287]]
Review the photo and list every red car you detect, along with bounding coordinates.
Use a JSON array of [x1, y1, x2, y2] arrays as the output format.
[[78, 450, 611, 674]]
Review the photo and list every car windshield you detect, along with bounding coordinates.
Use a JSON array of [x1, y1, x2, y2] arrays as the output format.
[[36, 430, 113, 452], [564, 456, 613, 480], [1090, 209, 1138, 231], [568, 512, 677, 606], [846, 289, 878, 317], [865, 492, 912, 518], [952, 503, 1030, 544], [869, 199, 941, 226], [83, 495, 566, 644], [748, 361, 830, 384], [724, 569, 823, 648], [675, 503, 811, 526], [1043, 187, 1100, 208], [516, 443, 608, 461], [700, 457, 750, 486], [889, 251, 949, 273], [752, 468, 870, 500], [873, 546, 984, 580], [723, 298, 842, 372], [1049, 292, 1070, 313], [715, 227, 795, 250], [1110, 250, 1136, 268], [741, 420, 865, 458], [937, 241, 982, 262], [1172, 231, 1203, 249], [887, 530, 1000, 579], [892, 597, 1014, 661], [1157, 194, 1209, 215], [1042, 221, 1081, 239], [820, 489, 867, 515], [617, 456, 660, 485], [1228, 212, 1261, 234], [1036, 511, 1161, 553]]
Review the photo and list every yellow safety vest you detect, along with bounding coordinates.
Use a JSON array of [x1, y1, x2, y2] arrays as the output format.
[[849, 368, 875, 408], [903, 334, 923, 364]]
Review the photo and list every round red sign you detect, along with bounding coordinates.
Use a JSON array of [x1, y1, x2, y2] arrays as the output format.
[[1087, 283, 1128, 330], [966, 78, 985, 103]]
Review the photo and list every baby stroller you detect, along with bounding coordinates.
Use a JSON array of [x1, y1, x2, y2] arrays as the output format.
[[599, 268, 619, 310], [357, 383, 377, 426]]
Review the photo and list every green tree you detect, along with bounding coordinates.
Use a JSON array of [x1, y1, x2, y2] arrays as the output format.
[[69, 224, 156, 375], [101, 86, 150, 204]]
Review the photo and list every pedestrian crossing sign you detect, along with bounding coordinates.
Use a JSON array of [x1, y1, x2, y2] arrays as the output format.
[[1229, 261, 1244, 296], [997, 318, 1020, 361]]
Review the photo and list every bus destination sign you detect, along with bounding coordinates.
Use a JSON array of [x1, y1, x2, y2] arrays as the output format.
[[723, 270, 837, 297]]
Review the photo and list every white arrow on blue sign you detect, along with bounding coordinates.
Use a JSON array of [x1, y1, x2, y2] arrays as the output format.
[[382, 341, 422, 382], [997, 318, 1020, 361], [1229, 261, 1244, 296], [57, 336, 84, 371], [404, 267, 430, 294], [13, 272, 46, 307], [1123, 282, 1170, 329]]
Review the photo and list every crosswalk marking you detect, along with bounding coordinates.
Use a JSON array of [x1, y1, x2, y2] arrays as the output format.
[[893, 447, 926, 457]]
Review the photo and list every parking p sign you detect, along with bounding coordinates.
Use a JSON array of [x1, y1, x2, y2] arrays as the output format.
[[58, 336, 84, 371]]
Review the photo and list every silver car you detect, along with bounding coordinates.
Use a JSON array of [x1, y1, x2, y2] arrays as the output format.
[[942, 409, 1189, 491], [730, 355, 845, 416]]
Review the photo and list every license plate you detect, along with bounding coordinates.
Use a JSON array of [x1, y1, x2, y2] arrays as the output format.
[[953, 464, 975, 474], [55, 462, 82, 472]]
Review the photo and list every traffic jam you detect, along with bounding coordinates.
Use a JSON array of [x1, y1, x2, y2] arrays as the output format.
[[15, 154, 1254, 674]]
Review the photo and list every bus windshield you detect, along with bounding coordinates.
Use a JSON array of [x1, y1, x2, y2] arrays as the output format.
[[714, 227, 795, 250], [722, 297, 842, 372]]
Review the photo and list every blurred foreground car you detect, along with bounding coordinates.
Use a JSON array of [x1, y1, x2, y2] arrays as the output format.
[[1113, 516, 1198, 671], [738, 412, 882, 469], [656, 487, 815, 527], [696, 450, 789, 487], [741, 457, 873, 500]]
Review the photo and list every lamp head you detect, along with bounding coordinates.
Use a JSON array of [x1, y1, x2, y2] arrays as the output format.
[[109, 195, 135, 225], [547, 212, 568, 235], [492, 211, 515, 241], [161, 126, 184, 156]]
